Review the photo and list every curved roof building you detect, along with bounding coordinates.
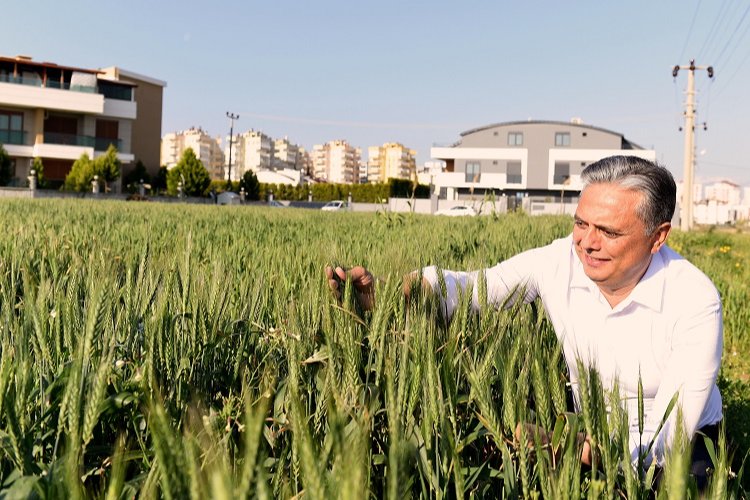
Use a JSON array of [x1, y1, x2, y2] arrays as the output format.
[[430, 119, 655, 201]]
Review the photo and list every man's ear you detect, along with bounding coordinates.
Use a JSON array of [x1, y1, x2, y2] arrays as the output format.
[[651, 222, 671, 254]]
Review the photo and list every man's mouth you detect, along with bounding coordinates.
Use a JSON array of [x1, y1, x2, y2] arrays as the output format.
[[583, 253, 609, 267]]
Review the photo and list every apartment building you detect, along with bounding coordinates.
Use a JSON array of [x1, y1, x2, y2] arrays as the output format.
[[367, 142, 416, 183], [691, 179, 749, 224], [705, 180, 742, 205], [312, 140, 361, 184], [297, 147, 312, 177], [272, 137, 300, 170], [161, 127, 225, 180], [430, 119, 655, 200], [227, 130, 272, 181], [0, 55, 165, 187]]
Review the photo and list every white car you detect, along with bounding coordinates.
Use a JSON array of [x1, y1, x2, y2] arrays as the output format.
[[321, 200, 346, 211], [435, 205, 477, 217]]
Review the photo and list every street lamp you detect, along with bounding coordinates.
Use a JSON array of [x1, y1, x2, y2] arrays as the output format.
[[226, 112, 239, 187]]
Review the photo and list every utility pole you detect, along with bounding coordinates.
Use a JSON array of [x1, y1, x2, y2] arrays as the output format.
[[226, 112, 239, 186], [672, 60, 713, 231]]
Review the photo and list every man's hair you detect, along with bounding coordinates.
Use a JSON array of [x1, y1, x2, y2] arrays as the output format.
[[580, 155, 676, 234]]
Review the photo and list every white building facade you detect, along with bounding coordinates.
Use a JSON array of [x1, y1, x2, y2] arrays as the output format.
[[227, 130, 273, 181], [161, 127, 224, 179], [367, 142, 416, 183], [312, 140, 361, 184], [430, 120, 655, 201], [691, 180, 749, 225]]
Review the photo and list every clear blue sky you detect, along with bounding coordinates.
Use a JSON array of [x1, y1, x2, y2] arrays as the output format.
[[3, 1, 749, 186]]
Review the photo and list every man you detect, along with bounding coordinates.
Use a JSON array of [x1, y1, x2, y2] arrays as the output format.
[[326, 155, 723, 486]]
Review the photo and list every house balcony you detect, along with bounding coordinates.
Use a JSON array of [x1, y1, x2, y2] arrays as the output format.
[[43, 132, 122, 151], [0, 78, 104, 114], [0, 75, 135, 118], [4, 132, 132, 162], [431, 172, 524, 190]]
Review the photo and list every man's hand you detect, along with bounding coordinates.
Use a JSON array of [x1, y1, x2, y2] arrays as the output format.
[[514, 422, 594, 467], [325, 265, 376, 311]]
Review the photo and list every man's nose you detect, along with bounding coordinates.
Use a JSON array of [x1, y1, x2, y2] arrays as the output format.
[[580, 228, 600, 251]]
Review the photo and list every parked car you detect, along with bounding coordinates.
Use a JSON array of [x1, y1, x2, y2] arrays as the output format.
[[434, 205, 477, 217], [268, 200, 287, 208], [321, 200, 346, 211]]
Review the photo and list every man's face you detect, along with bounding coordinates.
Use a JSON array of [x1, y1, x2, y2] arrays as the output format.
[[573, 183, 670, 299]]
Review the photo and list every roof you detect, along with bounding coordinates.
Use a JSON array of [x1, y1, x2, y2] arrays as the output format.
[[459, 119, 644, 148], [99, 66, 167, 88], [0, 55, 101, 74]]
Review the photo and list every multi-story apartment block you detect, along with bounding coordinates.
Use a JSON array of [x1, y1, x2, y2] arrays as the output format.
[[272, 137, 301, 170], [692, 179, 749, 225], [704, 180, 742, 205], [297, 147, 312, 177], [228, 130, 272, 181], [0, 55, 165, 187], [161, 127, 224, 179], [312, 140, 361, 184], [430, 119, 654, 200], [367, 142, 416, 183]]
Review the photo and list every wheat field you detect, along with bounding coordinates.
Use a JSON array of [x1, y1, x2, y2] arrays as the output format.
[[0, 199, 747, 499]]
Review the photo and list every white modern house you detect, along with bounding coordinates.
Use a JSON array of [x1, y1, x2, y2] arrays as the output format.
[[0, 55, 165, 187], [430, 119, 655, 204]]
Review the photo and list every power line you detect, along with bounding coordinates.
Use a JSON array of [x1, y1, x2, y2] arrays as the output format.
[[712, 46, 750, 99], [712, 2, 750, 67], [697, 2, 750, 95], [697, 0, 732, 61], [700, 160, 750, 170], [679, 0, 703, 63]]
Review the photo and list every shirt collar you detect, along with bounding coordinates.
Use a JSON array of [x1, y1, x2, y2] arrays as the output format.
[[625, 250, 665, 312], [569, 243, 666, 312]]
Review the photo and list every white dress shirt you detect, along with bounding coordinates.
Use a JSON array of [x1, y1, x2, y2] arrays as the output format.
[[422, 235, 723, 466]]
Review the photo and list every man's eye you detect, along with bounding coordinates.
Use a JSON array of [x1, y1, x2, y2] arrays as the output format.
[[602, 230, 618, 238], [574, 220, 586, 228]]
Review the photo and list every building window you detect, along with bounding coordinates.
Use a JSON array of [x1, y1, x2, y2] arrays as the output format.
[[554, 162, 570, 184], [508, 132, 523, 146], [507, 161, 522, 184], [465, 161, 481, 183], [555, 132, 571, 147], [0, 110, 24, 145], [95, 119, 120, 151]]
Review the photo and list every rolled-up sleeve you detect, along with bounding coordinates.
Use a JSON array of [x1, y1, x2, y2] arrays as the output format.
[[421, 244, 550, 321]]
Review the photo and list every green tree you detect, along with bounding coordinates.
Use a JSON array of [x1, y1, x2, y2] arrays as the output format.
[[0, 144, 12, 186], [123, 160, 151, 193], [31, 157, 46, 188], [154, 165, 168, 192], [166, 148, 210, 197], [94, 144, 121, 189], [239, 170, 260, 200], [63, 153, 96, 191]]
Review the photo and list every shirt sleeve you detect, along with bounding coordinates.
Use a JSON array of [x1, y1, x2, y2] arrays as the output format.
[[421, 244, 551, 320], [629, 296, 723, 466]]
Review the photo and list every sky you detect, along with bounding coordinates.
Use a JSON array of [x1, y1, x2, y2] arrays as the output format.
[[2, 0, 750, 186]]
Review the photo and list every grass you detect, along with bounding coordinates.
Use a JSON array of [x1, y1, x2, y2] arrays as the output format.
[[0, 198, 747, 498]]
